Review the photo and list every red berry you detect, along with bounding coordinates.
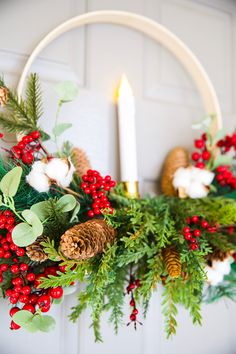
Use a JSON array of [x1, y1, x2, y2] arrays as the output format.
[[19, 263, 29, 272], [195, 162, 205, 169], [1, 263, 8, 272], [22, 304, 35, 314], [37, 294, 51, 309], [19, 294, 29, 304], [184, 233, 192, 241], [93, 208, 101, 215], [130, 299, 135, 307], [22, 153, 34, 165], [192, 152, 200, 161], [84, 188, 91, 194], [191, 215, 199, 224], [201, 220, 208, 228], [4, 251, 12, 259], [132, 308, 138, 315], [9, 307, 20, 317], [13, 285, 22, 293], [183, 227, 191, 234], [26, 273, 36, 282], [202, 150, 211, 161], [202, 133, 207, 141], [28, 294, 38, 305], [16, 248, 25, 257], [58, 265, 66, 273], [10, 320, 21, 330], [22, 136, 30, 145], [31, 131, 40, 140], [130, 314, 136, 321], [193, 229, 201, 237], [88, 210, 94, 218], [6, 289, 12, 297], [7, 217, 15, 225], [10, 297, 18, 304], [50, 286, 63, 299], [41, 305, 51, 313], [190, 243, 199, 251], [21, 286, 31, 295], [11, 265, 19, 274], [194, 139, 205, 149], [82, 175, 88, 182], [135, 279, 141, 287]]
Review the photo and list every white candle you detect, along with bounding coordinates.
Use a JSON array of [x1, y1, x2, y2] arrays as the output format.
[[117, 74, 138, 182]]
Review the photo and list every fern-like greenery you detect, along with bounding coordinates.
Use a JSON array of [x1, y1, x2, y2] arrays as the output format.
[[0, 74, 43, 134]]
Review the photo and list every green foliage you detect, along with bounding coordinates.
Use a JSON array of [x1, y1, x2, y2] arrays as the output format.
[[0, 166, 22, 197], [13, 310, 56, 333], [0, 74, 43, 134]]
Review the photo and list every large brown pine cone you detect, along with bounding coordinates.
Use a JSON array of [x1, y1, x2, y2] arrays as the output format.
[[0, 87, 9, 107], [26, 235, 49, 263], [71, 147, 91, 177], [161, 147, 189, 196], [60, 219, 116, 260]]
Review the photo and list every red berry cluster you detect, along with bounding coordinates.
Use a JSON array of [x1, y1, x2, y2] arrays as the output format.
[[126, 277, 142, 329], [215, 166, 236, 190], [81, 169, 116, 218], [217, 133, 236, 154], [0, 210, 24, 264], [11, 131, 41, 165], [191, 133, 211, 168], [8, 264, 65, 330], [183, 215, 218, 251]]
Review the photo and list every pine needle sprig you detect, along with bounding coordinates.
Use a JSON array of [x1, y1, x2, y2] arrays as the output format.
[[25, 73, 43, 124], [162, 279, 178, 338]]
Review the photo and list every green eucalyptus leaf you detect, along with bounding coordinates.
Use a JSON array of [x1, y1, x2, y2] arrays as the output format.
[[0, 166, 22, 197], [12, 223, 38, 247], [55, 81, 79, 103], [57, 195, 77, 212], [39, 130, 51, 142], [30, 201, 50, 221], [70, 202, 80, 222], [53, 295, 64, 305], [22, 209, 43, 236], [32, 314, 56, 332], [213, 155, 233, 169], [12, 310, 37, 332], [53, 123, 72, 137]]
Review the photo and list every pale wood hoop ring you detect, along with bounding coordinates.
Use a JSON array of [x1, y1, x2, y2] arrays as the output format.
[[17, 10, 222, 134]]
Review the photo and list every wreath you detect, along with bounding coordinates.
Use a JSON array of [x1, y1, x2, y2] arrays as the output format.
[[0, 74, 235, 339]]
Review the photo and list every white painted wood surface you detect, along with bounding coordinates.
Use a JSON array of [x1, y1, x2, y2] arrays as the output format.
[[0, 1, 236, 353]]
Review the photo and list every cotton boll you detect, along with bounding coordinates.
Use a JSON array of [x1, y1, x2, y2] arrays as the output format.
[[31, 161, 47, 173], [45, 158, 75, 187], [186, 182, 208, 199], [26, 171, 50, 193], [205, 266, 224, 286], [196, 169, 215, 185], [173, 167, 191, 189], [212, 259, 231, 276]]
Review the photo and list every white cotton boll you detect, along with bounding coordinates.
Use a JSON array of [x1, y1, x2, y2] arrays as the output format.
[[205, 266, 224, 286], [26, 171, 50, 193], [173, 167, 191, 189], [196, 169, 215, 185], [45, 158, 70, 183], [45, 158, 75, 187], [31, 161, 47, 173], [186, 182, 208, 199], [212, 259, 231, 276]]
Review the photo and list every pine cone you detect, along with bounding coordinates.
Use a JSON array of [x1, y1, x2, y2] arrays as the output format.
[[60, 219, 116, 260], [161, 147, 189, 196], [162, 246, 181, 278], [26, 235, 49, 263], [0, 87, 9, 107], [71, 147, 91, 177]]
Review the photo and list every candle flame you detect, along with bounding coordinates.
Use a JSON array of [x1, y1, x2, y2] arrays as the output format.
[[117, 74, 133, 98]]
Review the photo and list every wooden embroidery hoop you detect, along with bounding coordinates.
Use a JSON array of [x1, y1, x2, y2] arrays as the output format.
[[17, 10, 222, 135]]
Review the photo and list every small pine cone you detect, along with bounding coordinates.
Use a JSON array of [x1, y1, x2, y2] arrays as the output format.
[[0, 87, 9, 107], [26, 235, 49, 263], [60, 219, 116, 260], [161, 147, 189, 196], [71, 147, 91, 177], [206, 247, 229, 263], [162, 246, 181, 278]]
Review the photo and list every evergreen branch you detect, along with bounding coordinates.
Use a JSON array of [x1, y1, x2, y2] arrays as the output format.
[[25, 73, 43, 124], [162, 280, 178, 338]]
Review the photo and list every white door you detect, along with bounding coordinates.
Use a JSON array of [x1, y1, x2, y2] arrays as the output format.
[[0, 0, 236, 353]]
